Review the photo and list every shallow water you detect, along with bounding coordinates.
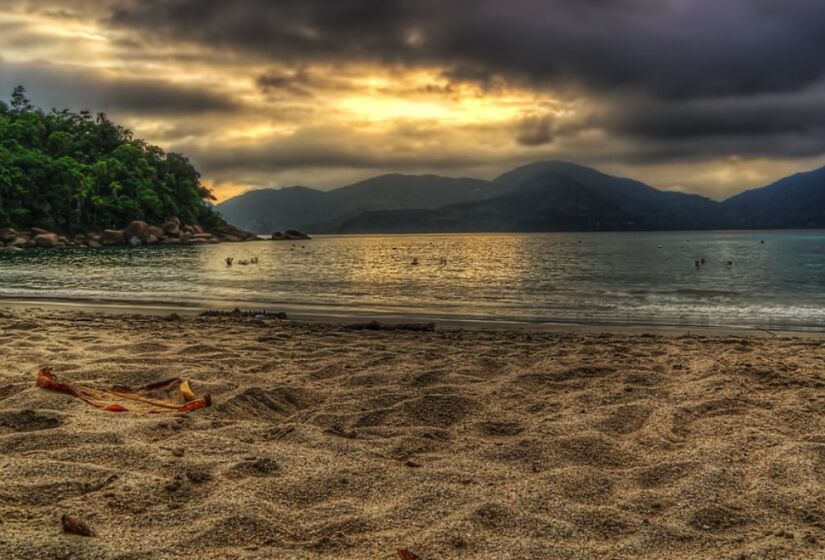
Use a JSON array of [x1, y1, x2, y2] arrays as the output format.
[[2, 231, 825, 329]]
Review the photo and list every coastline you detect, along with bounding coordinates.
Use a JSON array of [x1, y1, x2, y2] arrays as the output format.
[[1, 295, 823, 337]]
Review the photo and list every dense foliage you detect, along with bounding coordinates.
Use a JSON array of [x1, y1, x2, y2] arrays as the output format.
[[0, 86, 222, 232]]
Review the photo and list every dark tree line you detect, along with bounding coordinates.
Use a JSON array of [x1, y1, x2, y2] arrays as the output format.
[[0, 86, 223, 233]]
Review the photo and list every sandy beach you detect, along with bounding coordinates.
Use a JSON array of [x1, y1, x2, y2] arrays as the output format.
[[0, 308, 823, 559]]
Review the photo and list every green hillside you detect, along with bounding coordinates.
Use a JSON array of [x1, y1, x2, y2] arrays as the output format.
[[0, 86, 222, 233]]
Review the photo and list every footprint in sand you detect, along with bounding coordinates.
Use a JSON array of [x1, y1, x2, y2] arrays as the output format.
[[597, 404, 653, 435], [0, 409, 65, 433]]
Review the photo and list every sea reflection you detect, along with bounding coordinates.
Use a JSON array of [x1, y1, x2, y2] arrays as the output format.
[[3, 231, 825, 328]]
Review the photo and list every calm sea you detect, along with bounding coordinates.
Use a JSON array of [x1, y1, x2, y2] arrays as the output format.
[[2, 231, 825, 329]]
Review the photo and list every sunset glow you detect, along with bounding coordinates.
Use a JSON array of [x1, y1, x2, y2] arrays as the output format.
[[3, 1, 825, 202]]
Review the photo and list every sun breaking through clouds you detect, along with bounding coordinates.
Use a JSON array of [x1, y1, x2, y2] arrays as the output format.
[[3, 0, 825, 201]]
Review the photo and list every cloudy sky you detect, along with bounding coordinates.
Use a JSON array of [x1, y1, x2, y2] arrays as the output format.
[[2, 0, 825, 201]]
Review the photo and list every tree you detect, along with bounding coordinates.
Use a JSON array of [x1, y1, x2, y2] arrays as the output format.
[[10, 85, 33, 113]]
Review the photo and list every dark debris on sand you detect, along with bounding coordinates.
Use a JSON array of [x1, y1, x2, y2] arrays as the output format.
[[344, 320, 435, 332]]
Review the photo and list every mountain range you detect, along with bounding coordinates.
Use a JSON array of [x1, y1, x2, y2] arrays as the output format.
[[216, 161, 825, 234]]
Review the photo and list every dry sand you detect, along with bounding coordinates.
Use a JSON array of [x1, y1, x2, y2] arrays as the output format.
[[0, 308, 824, 559]]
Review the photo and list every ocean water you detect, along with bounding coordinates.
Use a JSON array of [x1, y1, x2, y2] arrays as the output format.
[[2, 231, 825, 329]]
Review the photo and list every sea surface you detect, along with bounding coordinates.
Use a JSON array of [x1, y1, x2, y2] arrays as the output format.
[[2, 231, 825, 330]]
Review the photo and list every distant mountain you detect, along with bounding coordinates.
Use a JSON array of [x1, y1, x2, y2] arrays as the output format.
[[215, 186, 329, 235], [337, 162, 721, 233], [216, 174, 491, 234], [217, 161, 825, 234], [721, 166, 825, 228]]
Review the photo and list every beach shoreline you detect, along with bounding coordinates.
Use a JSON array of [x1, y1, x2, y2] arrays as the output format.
[[1, 296, 823, 338]]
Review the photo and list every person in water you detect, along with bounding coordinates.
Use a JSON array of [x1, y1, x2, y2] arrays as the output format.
[[225, 257, 233, 266]]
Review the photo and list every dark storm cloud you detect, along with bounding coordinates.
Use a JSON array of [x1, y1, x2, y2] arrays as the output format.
[[515, 115, 553, 146], [0, 60, 242, 116], [180, 135, 492, 175], [256, 70, 315, 98], [107, 0, 825, 99], [595, 87, 825, 160], [608, 92, 825, 140]]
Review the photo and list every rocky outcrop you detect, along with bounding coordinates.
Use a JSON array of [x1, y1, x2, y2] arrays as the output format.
[[34, 233, 60, 248], [0, 217, 262, 251], [0, 228, 17, 243], [211, 224, 260, 242], [163, 220, 180, 236], [6, 237, 28, 248], [124, 221, 150, 244], [101, 229, 125, 246], [147, 226, 163, 241], [271, 229, 312, 240]]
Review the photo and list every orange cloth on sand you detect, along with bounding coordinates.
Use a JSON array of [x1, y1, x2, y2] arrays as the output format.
[[36, 367, 211, 413]]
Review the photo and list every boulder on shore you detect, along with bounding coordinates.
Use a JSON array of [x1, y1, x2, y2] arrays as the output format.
[[163, 221, 181, 236], [34, 233, 59, 248], [124, 221, 150, 244], [271, 229, 312, 241], [0, 228, 17, 243], [211, 223, 259, 242], [101, 229, 125, 245], [7, 236, 29, 248], [1, 219, 257, 250]]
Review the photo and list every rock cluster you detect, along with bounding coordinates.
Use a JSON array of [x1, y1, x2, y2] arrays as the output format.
[[0, 219, 260, 252], [271, 229, 312, 240]]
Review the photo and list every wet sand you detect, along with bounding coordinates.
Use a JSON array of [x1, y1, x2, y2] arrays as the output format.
[[0, 308, 823, 559]]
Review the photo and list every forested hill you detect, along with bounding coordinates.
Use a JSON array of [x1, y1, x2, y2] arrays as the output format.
[[0, 86, 223, 233]]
